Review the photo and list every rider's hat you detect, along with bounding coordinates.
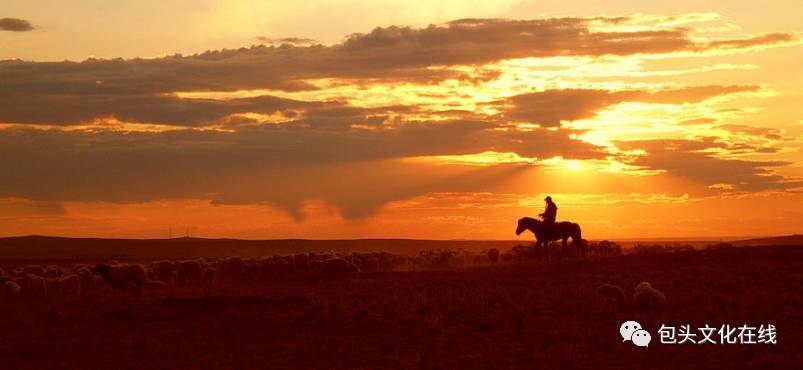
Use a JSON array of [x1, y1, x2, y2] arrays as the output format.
[[544, 196, 552, 201]]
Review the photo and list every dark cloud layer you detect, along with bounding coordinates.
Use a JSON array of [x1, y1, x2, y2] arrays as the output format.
[[0, 16, 797, 219], [616, 139, 801, 192], [0, 16, 790, 127], [0, 84, 757, 127], [0, 93, 321, 126], [256, 37, 319, 46], [0, 17, 792, 96], [0, 122, 602, 218], [493, 86, 757, 126], [0, 18, 34, 31]]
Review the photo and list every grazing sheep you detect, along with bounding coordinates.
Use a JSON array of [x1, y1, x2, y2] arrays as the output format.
[[357, 254, 380, 271], [633, 281, 666, 309], [151, 260, 178, 283], [416, 249, 471, 268], [504, 245, 538, 262], [243, 260, 260, 278], [375, 252, 397, 270], [705, 242, 734, 251], [311, 258, 360, 276], [24, 274, 48, 297], [259, 257, 291, 276], [11, 276, 25, 286], [24, 265, 46, 276], [74, 266, 93, 286], [177, 260, 202, 284], [57, 274, 81, 295], [46, 275, 81, 296], [93, 263, 147, 293], [487, 248, 500, 264], [45, 277, 61, 294], [45, 265, 64, 278], [293, 253, 310, 270], [202, 267, 217, 283], [221, 256, 244, 278], [280, 255, 295, 270], [4, 280, 22, 298], [597, 284, 626, 306], [90, 275, 107, 290], [589, 240, 622, 256]]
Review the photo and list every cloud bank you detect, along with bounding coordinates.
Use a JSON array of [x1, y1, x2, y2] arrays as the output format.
[[0, 18, 34, 32], [0, 15, 799, 220]]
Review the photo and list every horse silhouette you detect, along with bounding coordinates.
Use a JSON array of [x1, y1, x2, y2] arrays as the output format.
[[515, 217, 586, 258]]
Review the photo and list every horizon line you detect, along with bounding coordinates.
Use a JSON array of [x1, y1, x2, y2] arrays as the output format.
[[1, 233, 793, 242]]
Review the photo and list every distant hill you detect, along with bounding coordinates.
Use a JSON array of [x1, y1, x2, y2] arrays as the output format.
[[2, 234, 799, 261], [731, 234, 803, 247], [0, 235, 523, 260]]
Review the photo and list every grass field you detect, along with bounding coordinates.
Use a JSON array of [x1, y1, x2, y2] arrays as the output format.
[[1, 245, 801, 369]]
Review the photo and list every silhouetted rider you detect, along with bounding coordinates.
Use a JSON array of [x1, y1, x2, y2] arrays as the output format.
[[540, 196, 557, 236]]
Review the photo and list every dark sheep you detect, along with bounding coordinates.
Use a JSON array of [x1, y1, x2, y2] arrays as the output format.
[[597, 284, 626, 307], [93, 264, 147, 293]]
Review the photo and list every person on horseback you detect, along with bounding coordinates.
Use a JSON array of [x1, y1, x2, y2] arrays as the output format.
[[539, 196, 557, 238]]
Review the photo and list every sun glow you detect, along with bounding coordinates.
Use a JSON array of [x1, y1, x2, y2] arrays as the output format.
[[428, 151, 537, 166]]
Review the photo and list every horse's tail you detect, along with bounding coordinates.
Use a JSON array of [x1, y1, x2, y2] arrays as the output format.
[[572, 223, 586, 246]]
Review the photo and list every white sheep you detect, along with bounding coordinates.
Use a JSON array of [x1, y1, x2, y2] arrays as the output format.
[[633, 281, 666, 309], [93, 263, 147, 293]]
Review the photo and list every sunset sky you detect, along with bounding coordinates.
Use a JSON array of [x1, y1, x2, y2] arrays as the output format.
[[1, 1, 802, 240]]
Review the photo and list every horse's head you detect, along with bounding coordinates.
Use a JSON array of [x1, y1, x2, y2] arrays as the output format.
[[516, 217, 537, 235]]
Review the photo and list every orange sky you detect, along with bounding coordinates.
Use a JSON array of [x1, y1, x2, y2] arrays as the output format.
[[1, 2, 802, 239]]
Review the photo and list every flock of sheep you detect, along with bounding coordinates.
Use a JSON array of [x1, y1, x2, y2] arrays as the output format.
[[597, 281, 668, 310], [0, 249, 495, 299], [0, 240, 630, 300]]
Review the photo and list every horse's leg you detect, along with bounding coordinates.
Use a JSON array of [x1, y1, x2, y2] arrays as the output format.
[[560, 238, 568, 258], [544, 240, 549, 260], [534, 240, 541, 260]]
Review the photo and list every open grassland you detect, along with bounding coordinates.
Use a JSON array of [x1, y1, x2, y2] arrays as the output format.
[[1, 245, 801, 369]]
